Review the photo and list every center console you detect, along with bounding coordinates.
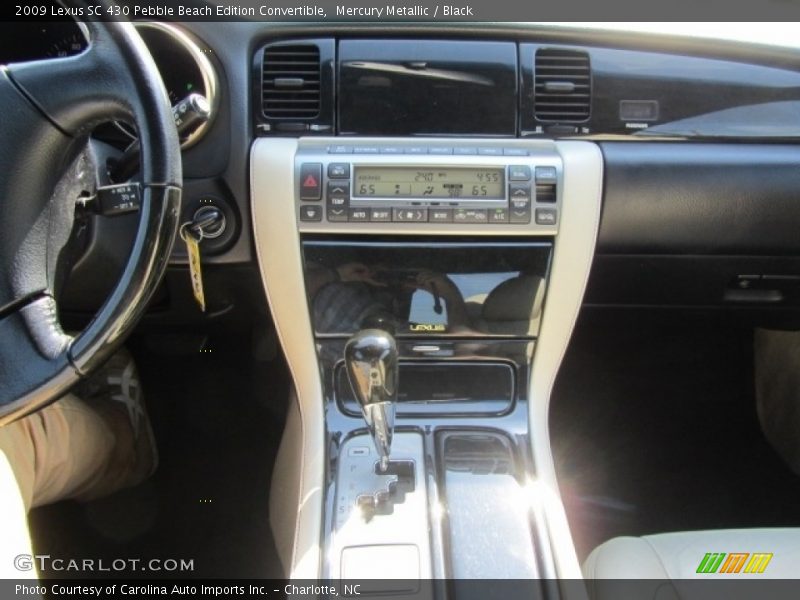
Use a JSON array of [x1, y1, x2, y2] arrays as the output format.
[[293, 140, 561, 579], [251, 135, 603, 583]]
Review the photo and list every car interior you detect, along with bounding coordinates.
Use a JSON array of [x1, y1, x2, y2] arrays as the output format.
[[2, 10, 800, 594]]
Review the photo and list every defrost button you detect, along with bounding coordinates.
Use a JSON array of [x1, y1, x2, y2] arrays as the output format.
[[299, 205, 322, 222]]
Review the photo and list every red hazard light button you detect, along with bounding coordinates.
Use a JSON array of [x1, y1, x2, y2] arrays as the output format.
[[299, 163, 322, 201]]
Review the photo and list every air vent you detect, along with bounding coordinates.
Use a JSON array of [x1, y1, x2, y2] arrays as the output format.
[[534, 48, 591, 122], [262, 44, 321, 119]]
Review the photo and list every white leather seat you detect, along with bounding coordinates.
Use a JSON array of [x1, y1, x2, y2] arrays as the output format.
[[584, 529, 800, 580]]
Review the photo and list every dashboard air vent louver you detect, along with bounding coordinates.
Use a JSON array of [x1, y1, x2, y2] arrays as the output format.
[[262, 44, 321, 119], [534, 48, 591, 122]]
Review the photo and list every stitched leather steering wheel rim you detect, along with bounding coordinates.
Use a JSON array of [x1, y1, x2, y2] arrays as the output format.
[[0, 8, 182, 425]]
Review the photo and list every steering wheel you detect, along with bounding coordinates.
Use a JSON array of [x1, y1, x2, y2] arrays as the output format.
[[0, 9, 181, 425]]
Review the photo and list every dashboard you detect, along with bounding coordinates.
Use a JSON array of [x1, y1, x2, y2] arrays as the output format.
[[5, 17, 798, 583], [254, 36, 800, 141], [4, 20, 800, 321], [5, 13, 800, 584]]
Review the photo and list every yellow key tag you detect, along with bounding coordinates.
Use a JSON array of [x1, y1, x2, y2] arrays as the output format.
[[180, 223, 206, 312]]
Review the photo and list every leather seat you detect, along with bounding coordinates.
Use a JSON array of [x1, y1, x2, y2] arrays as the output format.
[[584, 529, 800, 580]]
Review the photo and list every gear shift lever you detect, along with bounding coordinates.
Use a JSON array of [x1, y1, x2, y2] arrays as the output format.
[[344, 326, 398, 472]]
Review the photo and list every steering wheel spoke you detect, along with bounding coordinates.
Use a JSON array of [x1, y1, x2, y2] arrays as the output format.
[[0, 297, 74, 425], [7, 22, 136, 136], [7, 19, 180, 187]]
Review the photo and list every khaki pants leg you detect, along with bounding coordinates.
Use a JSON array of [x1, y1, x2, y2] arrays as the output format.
[[0, 394, 116, 578]]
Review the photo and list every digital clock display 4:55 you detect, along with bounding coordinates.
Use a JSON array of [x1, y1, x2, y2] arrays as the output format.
[[353, 167, 505, 199]]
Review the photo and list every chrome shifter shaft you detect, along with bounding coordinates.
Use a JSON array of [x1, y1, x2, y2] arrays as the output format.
[[344, 328, 398, 471]]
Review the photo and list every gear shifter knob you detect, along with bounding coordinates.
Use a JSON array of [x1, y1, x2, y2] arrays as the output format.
[[344, 328, 398, 471]]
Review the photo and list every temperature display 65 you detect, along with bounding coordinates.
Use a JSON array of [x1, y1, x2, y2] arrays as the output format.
[[353, 167, 505, 199]]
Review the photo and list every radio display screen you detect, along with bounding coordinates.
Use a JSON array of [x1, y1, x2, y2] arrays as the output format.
[[353, 167, 505, 199]]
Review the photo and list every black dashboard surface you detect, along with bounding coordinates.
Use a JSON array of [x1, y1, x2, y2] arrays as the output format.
[[9, 21, 800, 312], [253, 27, 800, 141], [598, 143, 800, 256]]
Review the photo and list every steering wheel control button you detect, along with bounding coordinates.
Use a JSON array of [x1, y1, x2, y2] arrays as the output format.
[[393, 208, 428, 222], [489, 208, 510, 223], [535, 208, 558, 225], [370, 208, 392, 222], [509, 165, 532, 181], [300, 205, 323, 222], [430, 208, 454, 223], [299, 163, 322, 200], [535, 166, 558, 184], [96, 183, 141, 217], [328, 163, 350, 179]]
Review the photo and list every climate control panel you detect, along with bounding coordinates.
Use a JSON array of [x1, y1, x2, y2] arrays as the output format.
[[293, 139, 562, 235]]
